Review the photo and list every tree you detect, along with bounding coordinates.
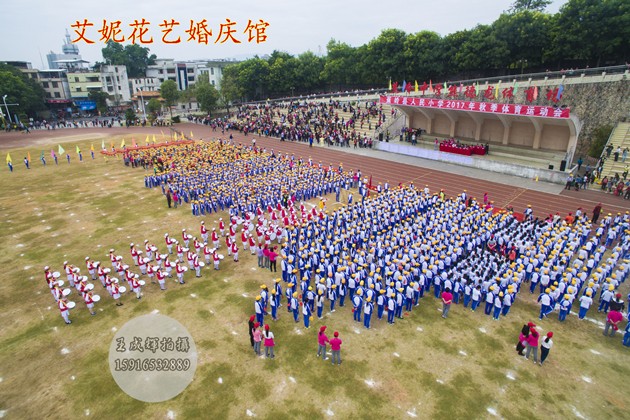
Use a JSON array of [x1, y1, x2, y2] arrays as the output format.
[[493, 11, 553, 69], [454, 25, 510, 74], [193, 80, 220, 115], [321, 39, 358, 88], [588, 124, 614, 158], [88, 90, 110, 114], [363, 29, 408, 85], [146, 98, 162, 118], [125, 108, 136, 124], [0, 63, 46, 123], [101, 42, 157, 78], [404, 31, 444, 81], [510, 0, 551, 12], [160, 80, 179, 118]]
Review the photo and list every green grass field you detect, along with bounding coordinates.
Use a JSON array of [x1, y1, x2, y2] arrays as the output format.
[[0, 134, 628, 419]]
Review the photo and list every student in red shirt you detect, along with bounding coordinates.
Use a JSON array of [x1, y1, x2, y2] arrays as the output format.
[[441, 288, 453, 318], [330, 331, 342, 365], [268, 247, 278, 273]]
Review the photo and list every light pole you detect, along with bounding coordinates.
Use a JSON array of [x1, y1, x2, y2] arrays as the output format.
[[3, 95, 12, 124]]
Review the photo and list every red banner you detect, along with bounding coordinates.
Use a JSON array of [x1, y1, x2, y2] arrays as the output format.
[[380, 95, 570, 119]]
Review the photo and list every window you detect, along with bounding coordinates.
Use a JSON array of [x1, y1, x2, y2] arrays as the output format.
[[52, 81, 58, 88], [75, 77, 79, 82], [187, 68, 194, 73], [54, 92, 61, 98], [210, 68, 214, 75], [42, 81, 49, 88], [76, 87, 82, 92], [188, 76, 194, 82], [211, 80, 215, 86]]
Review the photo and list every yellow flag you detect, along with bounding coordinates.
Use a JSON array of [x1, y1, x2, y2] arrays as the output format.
[[181, 132, 185, 140], [110, 141, 114, 149], [388, 79, 392, 90], [153, 134, 157, 144], [27, 151, 31, 162], [494, 82, 500, 99], [414, 80, 418, 93], [6, 153, 12, 163], [121, 139, 126, 148], [90, 143, 94, 152], [145, 135, 150, 145], [190, 131, 194, 139]]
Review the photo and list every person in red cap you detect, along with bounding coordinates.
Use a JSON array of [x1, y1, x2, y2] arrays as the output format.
[[263, 324, 275, 359], [604, 310, 624, 337], [252, 322, 262, 356], [540, 332, 553, 365], [317, 326, 330, 360], [248, 315, 256, 348], [330, 331, 342, 365]]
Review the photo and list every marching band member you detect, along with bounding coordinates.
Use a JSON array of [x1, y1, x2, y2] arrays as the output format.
[[203, 242, 212, 264], [165, 233, 174, 254], [213, 250, 220, 270], [218, 217, 225, 236], [156, 269, 167, 290], [111, 279, 123, 306], [175, 262, 186, 284], [200, 221, 208, 243], [211, 228, 220, 249], [193, 255, 202, 278], [58, 297, 72, 324], [83, 290, 97, 315], [130, 274, 142, 299], [86, 257, 96, 280]]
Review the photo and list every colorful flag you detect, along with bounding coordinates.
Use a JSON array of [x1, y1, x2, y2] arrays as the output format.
[[58, 145, 65, 154], [160, 130, 165, 138], [153, 134, 157, 144], [388, 79, 392, 90], [534, 86, 539, 101], [145, 135, 150, 145], [513, 81, 519, 96], [101, 139, 105, 150], [402, 80, 407, 92], [121, 139, 125, 148], [475, 82, 480, 96], [181, 132, 185, 140], [414, 80, 418, 93], [90, 144, 94, 152], [27, 151, 31, 162], [75, 145, 81, 154], [190, 131, 194, 139], [556, 85, 564, 101], [40, 151, 44, 159], [110, 141, 114, 150], [494, 82, 500, 99], [132, 138, 137, 148], [6, 153, 11, 164], [51, 149, 55, 158], [429, 80, 433, 93]]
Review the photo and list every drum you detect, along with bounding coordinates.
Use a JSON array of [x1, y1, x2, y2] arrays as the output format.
[[199, 261, 205, 267], [170, 262, 176, 268], [218, 254, 225, 260], [237, 218, 244, 225], [187, 234, 193, 240], [269, 231, 277, 240], [123, 265, 129, 270], [248, 223, 254, 232], [150, 246, 158, 252], [86, 283, 95, 291], [111, 277, 118, 283], [67, 301, 76, 309], [182, 267, 188, 272], [143, 258, 150, 264], [52, 271, 61, 278], [103, 268, 111, 274], [56, 280, 65, 287], [92, 295, 101, 302], [138, 280, 146, 286], [62, 288, 72, 297], [119, 286, 127, 293]]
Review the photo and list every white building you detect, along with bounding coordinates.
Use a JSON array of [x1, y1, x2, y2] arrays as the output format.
[[146, 59, 237, 91], [46, 30, 88, 71]]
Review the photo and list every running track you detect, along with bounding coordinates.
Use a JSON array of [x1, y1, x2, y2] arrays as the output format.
[[1, 123, 627, 219]]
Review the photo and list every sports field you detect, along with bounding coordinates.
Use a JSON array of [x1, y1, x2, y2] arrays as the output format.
[[0, 126, 628, 419]]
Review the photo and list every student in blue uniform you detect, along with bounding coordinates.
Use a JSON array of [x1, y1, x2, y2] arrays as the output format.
[[363, 296, 374, 329], [352, 289, 363, 322]]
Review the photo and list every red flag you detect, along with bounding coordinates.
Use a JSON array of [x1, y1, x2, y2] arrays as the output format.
[[391, 82, 399, 93], [368, 175, 372, 197]]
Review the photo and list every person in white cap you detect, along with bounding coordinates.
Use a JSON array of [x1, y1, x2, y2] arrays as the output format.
[[213, 250, 220, 270], [86, 257, 96, 280], [70, 267, 80, 288], [111, 279, 123, 306], [193, 236, 202, 255], [83, 290, 97, 316], [130, 274, 142, 299], [105, 275, 114, 296], [58, 297, 72, 324], [109, 249, 117, 269], [156, 269, 167, 290], [231, 241, 239, 262], [176, 241, 184, 262], [218, 218, 225, 236], [164, 257, 174, 278], [144, 240, 154, 261], [64, 261, 73, 283], [203, 243, 212, 264], [139, 257, 148, 275], [175, 262, 186, 284], [130, 243, 138, 265], [165, 234, 174, 254], [200, 221, 208, 243], [211, 228, 220, 249], [147, 262, 156, 284], [183, 229, 191, 248], [186, 248, 195, 269], [193, 255, 202, 278]]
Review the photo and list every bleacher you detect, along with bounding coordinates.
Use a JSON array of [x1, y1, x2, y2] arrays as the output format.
[[598, 122, 630, 180]]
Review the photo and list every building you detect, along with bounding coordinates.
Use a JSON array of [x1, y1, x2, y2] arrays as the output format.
[[146, 58, 237, 91], [46, 30, 88, 71], [67, 65, 130, 109], [129, 77, 161, 93]]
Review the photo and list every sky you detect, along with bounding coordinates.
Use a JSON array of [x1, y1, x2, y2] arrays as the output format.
[[1, 0, 567, 69]]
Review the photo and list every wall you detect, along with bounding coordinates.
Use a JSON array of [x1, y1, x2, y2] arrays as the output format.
[[375, 141, 572, 184]]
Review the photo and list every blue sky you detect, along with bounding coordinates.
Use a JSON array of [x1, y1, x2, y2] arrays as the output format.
[[1, 0, 567, 68]]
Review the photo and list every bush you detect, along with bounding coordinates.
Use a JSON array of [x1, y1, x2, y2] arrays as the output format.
[[588, 124, 614, 158], [171, 115, 180, 123]]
